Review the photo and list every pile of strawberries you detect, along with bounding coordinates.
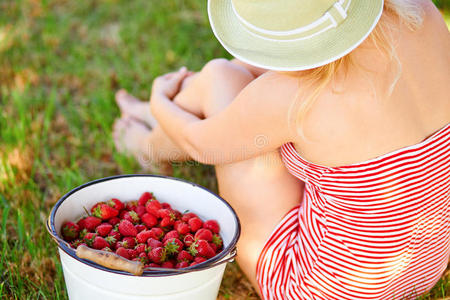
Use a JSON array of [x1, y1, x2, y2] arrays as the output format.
[[61, 192, 223, 269]]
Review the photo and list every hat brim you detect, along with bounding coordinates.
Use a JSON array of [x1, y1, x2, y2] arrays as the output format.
[[208, 0, 384, 71]]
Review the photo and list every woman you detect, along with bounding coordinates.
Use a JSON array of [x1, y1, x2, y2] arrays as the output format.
[[114, 0, 449, 298]]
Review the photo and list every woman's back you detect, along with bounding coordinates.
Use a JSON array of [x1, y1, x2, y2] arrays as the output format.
[[285, 0, 450, 168]]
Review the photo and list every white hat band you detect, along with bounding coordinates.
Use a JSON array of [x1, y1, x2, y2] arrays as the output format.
[[231, 0, 352, 42]]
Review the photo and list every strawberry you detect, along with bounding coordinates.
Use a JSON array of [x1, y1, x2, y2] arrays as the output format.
[[123, 211, 140, 224], [92, 204, 119, 220], [83, 232, 97, 247], [128, 248, 138, 259], [92, 236, 109, 250], [79, 228, 88, 239], [161, 261, 174, 269], [105, 235, 117, 247], [183, 234, 195, 247], [181, 212, 198, 222], [79, 216, 102, 231], [70, 239, 85, 248], [148, 263, 161, 268], [136, 230, 152, 244], [118, 220, 138, 237], [163, 230, 179, 242], [149, 247, 167, 264], [136, 224, 147, 232], [108, 229, 121, 241], [194, 256, 207, 264], [90, 202, 104, 214], [135, 205, 147, 218], [161, 203, 171, 209], [164, 238, 183, 255], [160, 216, 175, 227], [101, 247, 112, 252], [138, 192, 153, 206], [209, 242, 218, 253], [177, 250, 193, 262], [147, 238, 163, 249], [203, 220, 220, 234], [95, 223, 112, 237], [175, 222, 190, 235], [121, 237, 136, 249], [158, 208, 173, 219], [138, 252, 149, 264], [107, 198, 124, 211], [212, 234, 223, 249], [108, 217, 120, 226], [141, 213, 158, 228], [116, 247, 130, 259], [135, 243, 147, 254], [62, 222, 80, 241], [176, 261, 189, 269], [190, 262, 199, 267], [195, 228, 213, 242], [125, 201, 137, 211], [148, 227, 164, 240], [188, 217, 203, 232], [189, 240, 215, 258], [145, 199, 162, 217]]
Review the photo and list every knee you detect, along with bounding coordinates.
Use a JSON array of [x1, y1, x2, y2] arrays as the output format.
[[201, 58, 254, 82]]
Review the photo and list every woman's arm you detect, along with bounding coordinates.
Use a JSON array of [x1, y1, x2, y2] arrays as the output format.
[[231, 59, 268, 77], [150, 69, 297, 165]]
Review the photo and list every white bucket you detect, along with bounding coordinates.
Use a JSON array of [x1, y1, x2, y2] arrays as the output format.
[[47, 175, 241, 300]]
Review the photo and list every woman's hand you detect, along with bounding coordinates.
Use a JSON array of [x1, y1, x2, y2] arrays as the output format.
[[151, 67, 191, 100]]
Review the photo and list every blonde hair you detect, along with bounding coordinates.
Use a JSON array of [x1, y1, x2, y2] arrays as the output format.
[[288, 0, 424, 136]]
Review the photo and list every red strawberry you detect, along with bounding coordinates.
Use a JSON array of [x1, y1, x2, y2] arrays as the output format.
[[107, 198, 125, 211], [78, 228, 88, 239], [194, 256, 207, 264], [195, 228, 213, 242], [181, 212, 198, 222], [189, 240, 215, 258], [138, 252, 149, 264], [142, 213, 158, 228], [138, 192, 153, 206], [188, 217, 203, 232], [118, 220, 138, 237], [147, 238, 163, 249], [121, 237, 136, 249], [135, 224, 147, 232], [190, 262, 199, 267], [212, 234, 223, 249], [137, 230, 152, 244], [160, 216, 175, 227], [105, 235, 117, 247], [145, 199, 162, 217], [209, 242, 218, 253], [135, 205, 147, 218], [175, 222, 190, 235], [164, 238, 183, 255], [161, 261, 174, 269], [148, 227, 164, 240], [161, 203, 172, 209], [108, 229, 121, 241], [203, 220, 220, 234], [80, 216, 102, 231], [148, 263, 161, 268], [183, 234, 195, 247], [116, 247, 130, 259], [158, 208, 172, 219], [93, 236, 109, 250], [92, 204, 119, 220], [101, 247, 112, 252], [125, 201, 137, 211], [62, 222, 80, 241], [135, 243, 147, 254], [123, 211, 140, 224], [176, 261, 189, 269], [70, 239, 85, 249], [90, 202, 104, 214], [177, 250, 193, 262], [83, 232, 97, 247], [128, 248, 138, 259], [108, 217, 120, 226], [96, 223, 112, 237], [163, 230, 179, 242], [149, 247, 167, 264]]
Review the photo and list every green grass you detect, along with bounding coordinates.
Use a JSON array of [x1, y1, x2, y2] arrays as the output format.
[[0, 0, 448, 299]]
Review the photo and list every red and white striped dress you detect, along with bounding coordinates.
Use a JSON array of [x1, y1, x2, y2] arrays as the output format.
[[256, 124, 450, 300]]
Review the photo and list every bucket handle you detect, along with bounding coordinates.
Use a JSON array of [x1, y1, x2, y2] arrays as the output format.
[[46, 214, 237, 275]]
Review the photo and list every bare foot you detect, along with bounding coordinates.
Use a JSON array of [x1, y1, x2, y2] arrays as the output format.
[[113, 117, 164, 172], [115, 89, 158, 128]]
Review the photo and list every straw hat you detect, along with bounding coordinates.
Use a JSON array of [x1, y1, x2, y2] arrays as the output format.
[[208, 0, 384, 71]]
